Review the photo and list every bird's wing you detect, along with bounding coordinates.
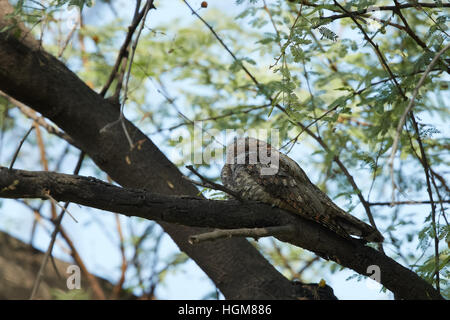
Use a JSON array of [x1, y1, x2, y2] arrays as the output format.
[[241, 160, 354, 240], [241, 155, 383, 242], [281, 156, 384, 242]]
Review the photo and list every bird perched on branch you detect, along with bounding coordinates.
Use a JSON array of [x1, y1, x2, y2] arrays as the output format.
[[221, 137, 384, 243]]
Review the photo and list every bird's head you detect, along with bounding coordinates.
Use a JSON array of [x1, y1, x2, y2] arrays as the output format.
[[225, 137, 280, 175]]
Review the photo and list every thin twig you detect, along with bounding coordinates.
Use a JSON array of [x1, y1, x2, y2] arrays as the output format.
[[100, 0, 154, 97], [285, 103, 340, 149], [57, 8, 81, 57], [110, 214, 128, 299], [29, 199, 69, 300], [269, 238, 301, 279], [29, 151, 85, 300], [33, 122, 57, 221], [368, 200, 450, 207], [149, 104, 271, 135], [389, 43, 450, 180], [333, 1, 405, 99], [392, 0, 427, 50], [183, 0, 261, 89], [262, 0, 282, 47], [189, 225, 296, 244], [9, 125, 34, 170], [185, 165, 242, 201], [404, 120, 448, 292], [298, 256, 320, 276], [111, 54, 128, 102], [99, 1, 154, 149], [152, 78, 225, 148], [320, 3, 450, 21], [270, 3, 303, 69], [1, 92, 75, 145], [45, 192, 78, 223], [430, 168, 450, 194], [120, 0, 154, 149]]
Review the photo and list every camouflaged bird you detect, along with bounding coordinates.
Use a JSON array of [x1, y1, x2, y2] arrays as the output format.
[[221, 137, 384, 243]]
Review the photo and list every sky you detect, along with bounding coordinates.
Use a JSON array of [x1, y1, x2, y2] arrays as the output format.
[[4, 0, 447, 300]]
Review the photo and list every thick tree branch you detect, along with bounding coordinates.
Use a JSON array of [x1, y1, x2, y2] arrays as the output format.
[[0, 166, 443, 300]]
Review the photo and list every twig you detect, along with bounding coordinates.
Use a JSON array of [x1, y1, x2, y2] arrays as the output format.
[[33, 121, 58, 221], [189, 225, 296, 244], [283, 102, 341, 150], [333, 1, 405, 99], [122, 1, 153, 149], [392, 0, 427, 50], [29, 199, 69, 300], [111, 54, 128, 102], [105, 1, 153, 149], [185, 165, 242, 200], [45, 192, 78, 223], [269, 238, 301, 278], [270, 3, 303, 69], [183, 0, 261, 89], [100, 0, 154, 97], [368, 200, 450, 207], [152, 78, 225, 148], [99, 1, 154, 149], [354, 68, 443, 97], [417, 4, 450, 38], [9, 125, 34, 170], [298, 256, 320, 276], [320, 3, 450, 21], [57, 8, 81, 57], [262, 0, 282, 47], [29, 151, 84, 300], [1, 92, 75, 145], [389, 43, 450, 181], [110, 214, 128, 299], [149, 104, 271, 134], [430, 168, 450, 194]]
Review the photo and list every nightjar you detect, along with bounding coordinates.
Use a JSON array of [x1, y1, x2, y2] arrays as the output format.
[[221, 137, 384, 242]]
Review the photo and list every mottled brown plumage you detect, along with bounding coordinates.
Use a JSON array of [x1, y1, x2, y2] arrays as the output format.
[[221, 138, 384, 242]]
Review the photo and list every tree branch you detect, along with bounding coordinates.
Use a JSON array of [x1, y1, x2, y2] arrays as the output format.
[[0, 166, 443, 300], [189, 225, 297, 244], [320, 3, 450, 21]]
